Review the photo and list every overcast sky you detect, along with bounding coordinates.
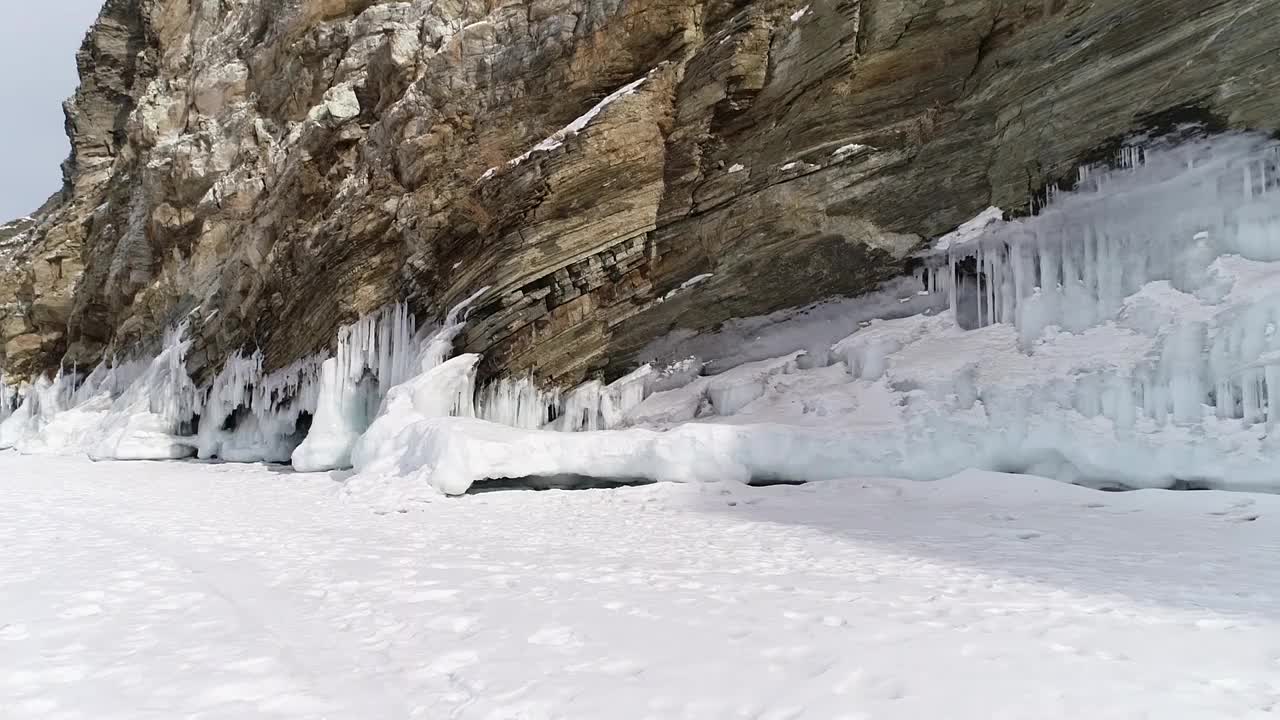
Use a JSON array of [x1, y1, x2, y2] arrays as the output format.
[[0, 1, 107, 221]]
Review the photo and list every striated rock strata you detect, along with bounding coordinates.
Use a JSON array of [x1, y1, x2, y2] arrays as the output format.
[[2, 0, 1279, 389]]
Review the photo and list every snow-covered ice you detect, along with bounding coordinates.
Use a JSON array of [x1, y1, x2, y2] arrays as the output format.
[[3, 453, 1279, 719]]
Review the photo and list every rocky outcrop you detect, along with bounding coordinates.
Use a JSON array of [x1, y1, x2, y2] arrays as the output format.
[[3, 0, 1279, 388]]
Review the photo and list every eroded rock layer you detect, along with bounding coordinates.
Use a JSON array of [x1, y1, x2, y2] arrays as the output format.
[[3, 0, 1278, 386]]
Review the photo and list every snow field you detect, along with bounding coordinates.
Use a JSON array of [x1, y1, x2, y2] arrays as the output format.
[[2, 453, 1280, 719]]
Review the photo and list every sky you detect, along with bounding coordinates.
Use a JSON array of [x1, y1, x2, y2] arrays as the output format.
[[0, 2, 107, 221]]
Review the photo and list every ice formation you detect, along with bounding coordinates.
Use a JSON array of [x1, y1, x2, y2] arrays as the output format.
[[0, 326, 199, 460], [85, 326, 201, 461], [291, 303, 422, 472], [195, 351, 324, 463], [475, 376, 561, 430], [344, 132, 1280, 497], [349, 353, 483, 475], [923, 133, 1280, 425], [293, 292, 484, 472], [0, 372, 19, 422], [6, 132, 1280, 498]]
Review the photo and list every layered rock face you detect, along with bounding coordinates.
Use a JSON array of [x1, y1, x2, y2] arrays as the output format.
[[2, 0, 1278, 387]]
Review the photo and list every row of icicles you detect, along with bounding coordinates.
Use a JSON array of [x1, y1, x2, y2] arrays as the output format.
[[0, 294, 657, 464], [920, 133, 1280, 426], [4, 132, 1280, 462]]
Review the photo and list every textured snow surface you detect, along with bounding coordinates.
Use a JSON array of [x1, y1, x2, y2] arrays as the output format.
[[3, 453, 1280, 719]]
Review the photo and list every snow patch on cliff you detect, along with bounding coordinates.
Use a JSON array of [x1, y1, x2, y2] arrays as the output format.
[[507, 73, 651, 169]]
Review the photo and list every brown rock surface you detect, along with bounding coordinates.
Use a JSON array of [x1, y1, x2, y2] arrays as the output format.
[[2, 0, 1278, 388]]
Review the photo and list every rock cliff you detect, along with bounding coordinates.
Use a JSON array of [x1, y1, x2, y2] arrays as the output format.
[[3, 0, 1278, 388]]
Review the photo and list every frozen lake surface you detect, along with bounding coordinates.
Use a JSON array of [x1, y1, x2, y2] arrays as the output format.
[[2, 453, 1279, 719]]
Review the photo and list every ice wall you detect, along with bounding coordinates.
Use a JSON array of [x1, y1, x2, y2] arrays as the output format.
[[926, 133, 1280, 427], [195, 351, 324, 463], [85, 325, 201, 460], [0, 325, 199, 459], [475, 377, 562, 430], [0, 273, 659, 468], [290, 303, 419, 471], [292, 293, 484, 472]]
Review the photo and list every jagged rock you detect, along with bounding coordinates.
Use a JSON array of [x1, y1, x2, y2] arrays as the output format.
[[322, 84, 362, 120], [3, 335, 46, 376], [1, 0, 1278, 390]]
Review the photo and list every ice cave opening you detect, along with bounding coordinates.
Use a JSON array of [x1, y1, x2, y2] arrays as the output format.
[[468, 474, 658, 493], [3, 130, 1280, 497]]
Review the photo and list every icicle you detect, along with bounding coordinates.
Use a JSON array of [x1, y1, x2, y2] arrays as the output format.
[[976, 243, 985, 328], [476, 377, 562, 429], [947, 254, 958, 323], [543, 366, 654, 432], [1266, 364, 1280, 426], [0, 371, 18, 423], [292, 290, 488, 471]]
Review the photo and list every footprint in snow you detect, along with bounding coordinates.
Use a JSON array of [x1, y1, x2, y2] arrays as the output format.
[[599, 659, 645, 677], [426, 615, 479, 634], [59, 604, 103, 619], [424, 650, 480, 675], [400, 588, 459, 603], [832, 668, 907, 700], [527, 626, 584, 648]]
